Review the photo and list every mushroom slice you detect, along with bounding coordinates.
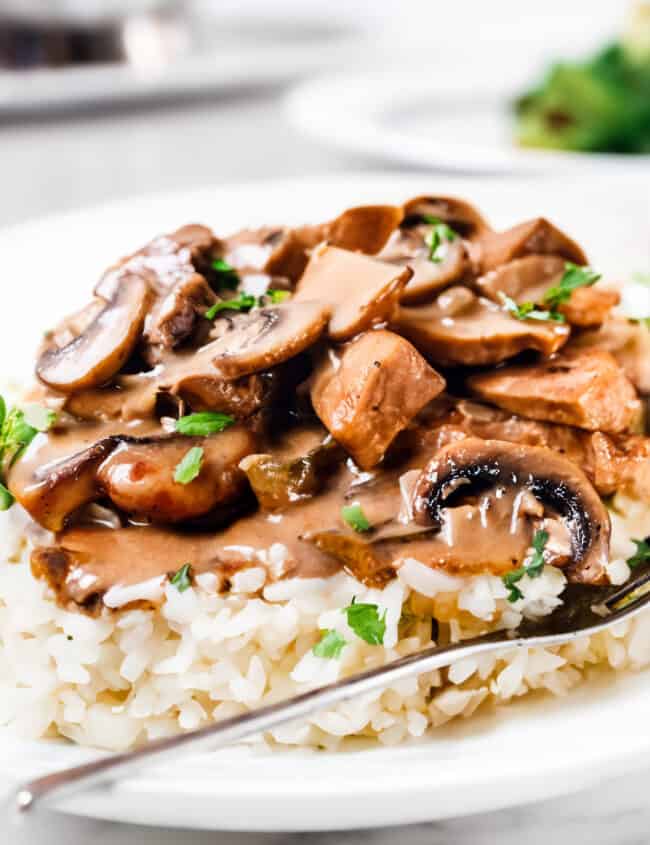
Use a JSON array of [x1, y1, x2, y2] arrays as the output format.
[[96, 223, 221, 300], [266, 204, 404, 282], [412, 438, 610, 584], [402, 195, 492, 237], [208, 301, 330, 379], [311, 330, 446, 469], [97, 427, 256, 524], [36, 275, 150, 393], [8, 435, 122, 531], [294, 245, 411, 341], [475, 254, 619, 328], [380, 220, 470, 305], [395, 287, 569, 366], [468, 349, 642, 434], [470, 217, 587, 274]]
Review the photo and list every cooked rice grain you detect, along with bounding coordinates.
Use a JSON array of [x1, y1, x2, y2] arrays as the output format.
[[1, 494, 650, 751]]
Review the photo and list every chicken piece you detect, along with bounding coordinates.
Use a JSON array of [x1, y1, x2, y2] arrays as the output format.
[[294, 245, 411, 341], [475, 254, 619, 328], [311, 330, 445, 469], [569, 315, 650, 395], [395, 286, 569, 366], [468, 349, 642, 434]]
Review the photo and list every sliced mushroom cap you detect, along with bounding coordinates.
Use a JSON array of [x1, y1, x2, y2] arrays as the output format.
[[395, 287, 570, 366], [97, 427, 256, 523], [96, 223, 220, 301], [294, 245, 411, 341], [468, 348, 642, 434], [412, 438, 611, 584], [311, 330, 446, 469], [264, 204, 404, 282], [475, 254, 619, 328], [36, 275, 150, 393], [380, 222, 470, 305], [208, 301, 330, 379], [7, 433, 122, 531], [402, 195, 492, 238], [470, 217, 587, 274]]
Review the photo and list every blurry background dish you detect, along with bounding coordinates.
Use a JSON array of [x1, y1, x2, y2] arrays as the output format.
[[286, 2, 650, 174], [514, 3, 650, 154]]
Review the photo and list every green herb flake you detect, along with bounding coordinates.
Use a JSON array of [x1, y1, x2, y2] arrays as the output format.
[[173, 446, 204, 485], [205, 293, 256, 320], [341, 503, 371, 533], [170, 563, 192, 592], [266, 289, 291, 304], [627, 538, 650, 568], [312, 629, 347, 659], [544, 262, 602, 308], [0, 482, 14, 511], [175, 412, 235, 437], [503, 529, 549, 602], [211, 257, 239, 290], [500, 293, 566, 323], [343, 598, 386, 645], [632, 272, 650, 286], [422, 215, 457, 264]]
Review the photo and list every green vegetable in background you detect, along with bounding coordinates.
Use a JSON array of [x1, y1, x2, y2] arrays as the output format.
[[513, 20, 650, 155]]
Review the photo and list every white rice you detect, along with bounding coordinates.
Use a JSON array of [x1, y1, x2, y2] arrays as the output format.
[[0, 492, 649, 752]]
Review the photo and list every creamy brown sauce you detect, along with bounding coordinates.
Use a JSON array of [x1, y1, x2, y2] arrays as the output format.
[[30, 423, 567, 610], [9, 200, 623, 612]]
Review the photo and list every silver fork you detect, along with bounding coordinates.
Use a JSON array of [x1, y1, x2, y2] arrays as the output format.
[[12, 568, 650, 817]]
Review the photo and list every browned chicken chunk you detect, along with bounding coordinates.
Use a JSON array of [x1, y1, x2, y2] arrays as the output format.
[[468, 349, 642, 433], [475, 254, 619, 328], [311, 330, 445, 469]]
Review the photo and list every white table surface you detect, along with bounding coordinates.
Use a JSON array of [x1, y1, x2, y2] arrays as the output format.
[[1, 86, 649, 844]]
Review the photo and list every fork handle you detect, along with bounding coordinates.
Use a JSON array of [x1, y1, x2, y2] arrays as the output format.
[[14, 631, 508, 815]]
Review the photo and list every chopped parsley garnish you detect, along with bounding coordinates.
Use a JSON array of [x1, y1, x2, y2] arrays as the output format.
[[312, 629, 347, 659], [170, 563, 192, 592], [266, 289, 290, 304], [343, 598, 386, 645], [211, 257, 239, 290], [422, 215, 457, 263], [543, 262, 601, 308], [0, 396, 56, 511], [341, 503, 371, 533], [626, 538, 650, 568], [503, 529, 549, 603], [500, 293, 566, 323], [173, 446, 204, 484], [0, 482, 14, 511], [205, 293, 256, 320], [175, 412, 234, 437]]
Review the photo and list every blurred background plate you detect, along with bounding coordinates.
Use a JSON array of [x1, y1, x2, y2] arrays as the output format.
[[286, 67, 650, 175]]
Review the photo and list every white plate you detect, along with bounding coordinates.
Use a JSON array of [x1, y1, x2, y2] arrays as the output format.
[[0, 14, 359, 115], [286, 69, 650, 176], [0, 174, 649, 831]]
